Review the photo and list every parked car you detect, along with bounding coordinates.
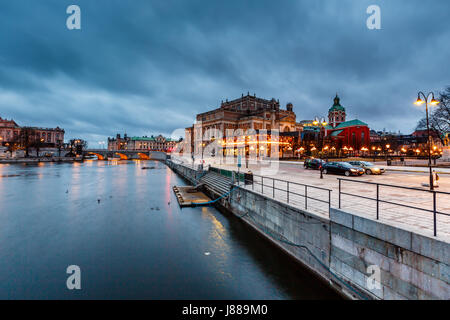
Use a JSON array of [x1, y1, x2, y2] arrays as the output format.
[[304, 158, 326, 170], [348, 161, 385, 175], [321, 162, 364, 176]]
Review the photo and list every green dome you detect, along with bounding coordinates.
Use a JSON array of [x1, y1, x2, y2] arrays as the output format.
[[329, 94, 345, 112]]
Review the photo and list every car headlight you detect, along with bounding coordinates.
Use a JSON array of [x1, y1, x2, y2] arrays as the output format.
[[350, 169, 357, 172]]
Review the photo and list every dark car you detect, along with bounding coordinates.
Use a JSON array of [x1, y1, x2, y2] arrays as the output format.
[[322, 162, 364, 176], [348, 161, 385, 175], [304, 158, 326, 170]]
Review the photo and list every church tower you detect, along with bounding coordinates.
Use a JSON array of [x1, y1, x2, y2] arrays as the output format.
[[328, 94, 346, 128]]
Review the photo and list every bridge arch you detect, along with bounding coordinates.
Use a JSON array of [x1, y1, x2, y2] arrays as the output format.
[[137, 153, 150, 160], [88, 152, 105, 160], [115, 153, 128, 160]]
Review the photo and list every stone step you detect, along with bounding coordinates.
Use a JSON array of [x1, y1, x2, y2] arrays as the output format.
[[200, 172, 232, 196]]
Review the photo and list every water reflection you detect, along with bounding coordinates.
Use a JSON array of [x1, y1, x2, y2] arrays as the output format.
[[0, 161, 340, 300]]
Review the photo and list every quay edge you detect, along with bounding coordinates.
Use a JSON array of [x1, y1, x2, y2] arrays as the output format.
[[166, 160, 450, 300]]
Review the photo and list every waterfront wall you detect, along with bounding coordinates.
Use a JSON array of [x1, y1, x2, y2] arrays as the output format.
[[0, 157, 81, 164], [167, 161, 450, 300], [330, 209, 449, 300], [166, 161, 203, 185], [225, 186, 367, 299]]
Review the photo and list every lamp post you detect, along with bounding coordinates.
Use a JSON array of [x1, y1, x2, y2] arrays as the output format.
[[313, 117, 328, 179], [414, 92, 440, 191], [385, 144, 390, 163]]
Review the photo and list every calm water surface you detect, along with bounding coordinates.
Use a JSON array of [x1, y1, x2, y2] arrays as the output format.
[[0, 160, 340, 299]]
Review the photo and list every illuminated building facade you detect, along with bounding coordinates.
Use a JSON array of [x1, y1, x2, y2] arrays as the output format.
[[323, 95, 370, 151], [0, 116, 65, 147], [108, 133, 178, 152], [188, 93, 303, 158]]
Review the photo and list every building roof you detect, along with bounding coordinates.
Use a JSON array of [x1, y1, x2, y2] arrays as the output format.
[[330, 129, 344, 137], [329, 94, 346, 113], [130, 135, 178, 142], [303, 126, 320, 132], [334, 119, 368, 129], [131, 136, 156, 141]]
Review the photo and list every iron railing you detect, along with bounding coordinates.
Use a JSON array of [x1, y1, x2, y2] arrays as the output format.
[[211, 167, 332, 217], [338, 178, 450, 237]]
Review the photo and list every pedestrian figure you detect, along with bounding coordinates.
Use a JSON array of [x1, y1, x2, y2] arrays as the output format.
[[433, 170, 439, 188]]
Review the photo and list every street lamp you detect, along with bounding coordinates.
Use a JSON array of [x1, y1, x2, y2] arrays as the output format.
[[314, 117, 328, 179], [385, 144, 390, 163], [414, 91, 440, 190]]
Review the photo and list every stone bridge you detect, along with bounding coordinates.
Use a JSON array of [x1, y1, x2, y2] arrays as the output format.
[[84, 149, 168, 161]]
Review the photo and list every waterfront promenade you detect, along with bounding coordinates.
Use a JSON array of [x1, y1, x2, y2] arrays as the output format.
[[173, 156, 450, 241], [0, 157, 81, 164], [168, 158, 450, 300]]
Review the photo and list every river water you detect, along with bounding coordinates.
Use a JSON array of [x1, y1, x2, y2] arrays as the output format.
[[0, 160, 339, 299]]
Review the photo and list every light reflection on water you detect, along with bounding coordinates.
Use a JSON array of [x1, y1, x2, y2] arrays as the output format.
[[0, 160, 340, 300]]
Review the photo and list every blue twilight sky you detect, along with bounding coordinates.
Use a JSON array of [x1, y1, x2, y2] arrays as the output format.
[[0, 0, 449, 147]]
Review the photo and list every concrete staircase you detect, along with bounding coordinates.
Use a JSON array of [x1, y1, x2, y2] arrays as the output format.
[[200, 172, 233, 196]]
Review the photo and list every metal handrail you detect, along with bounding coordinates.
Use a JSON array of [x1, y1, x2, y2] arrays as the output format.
[[337, 178, 450, 195], [337, 178, 450, 237], [235, 172, 332, 216]]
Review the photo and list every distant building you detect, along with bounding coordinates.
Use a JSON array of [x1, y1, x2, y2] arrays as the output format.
[[107, 134, 178, 152], [369, 130, 381, 143], [306, 94, 371, 151], [0, 116, 64, 147]]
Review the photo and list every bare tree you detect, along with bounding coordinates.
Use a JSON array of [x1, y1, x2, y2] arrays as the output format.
[[69, 139, 88, 155], [416, 86, 450, 145], [19, 127, 38, 157]]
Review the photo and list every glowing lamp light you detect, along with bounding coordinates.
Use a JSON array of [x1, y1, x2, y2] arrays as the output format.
[[414, 96, 425, 106], [430, 98, 440, 106]]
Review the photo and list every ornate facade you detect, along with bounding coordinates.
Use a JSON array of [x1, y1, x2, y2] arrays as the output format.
[[323, 95, 370, 150], [0, 116, 65, 147], [108, 134, 178, 152], [187, 93, 302, 155]]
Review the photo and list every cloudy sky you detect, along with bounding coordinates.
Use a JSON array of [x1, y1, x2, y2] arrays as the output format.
[[0, 0, 449, 147]]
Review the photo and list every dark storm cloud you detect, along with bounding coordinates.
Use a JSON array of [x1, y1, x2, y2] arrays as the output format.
[[0, 0, 449, 146]]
